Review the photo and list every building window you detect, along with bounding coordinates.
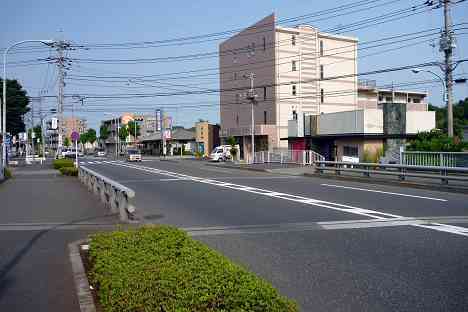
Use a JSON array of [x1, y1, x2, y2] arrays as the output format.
[[263, 37, 266, 51], [263, 86, 267, 100], [233, 72, 237, 80], [292, 110, 298, 120], [378, 95, 383, 102], [251, 42, 255, 52], [264, 111, 267, 124], [385, 96, 392, 102], [320, 65, 324, 80], [292, 35, 296, 46], [343, 146, 359, 157], [235, 93, 239, 104], [320, 40, 324, 56], [236, 115, 239, 126], [292, 60, 297, 71], [320, 88, 324, 103], [413, 98, 421, 103], [292, 84, 297, 96]]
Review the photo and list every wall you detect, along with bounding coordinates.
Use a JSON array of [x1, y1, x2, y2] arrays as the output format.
[[405, 111, 436, 133], [318, 110, 364, 134]]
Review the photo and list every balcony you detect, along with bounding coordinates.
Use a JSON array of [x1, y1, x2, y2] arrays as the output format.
[[220, 125, 276, 137], [358, 79, 377, 90]]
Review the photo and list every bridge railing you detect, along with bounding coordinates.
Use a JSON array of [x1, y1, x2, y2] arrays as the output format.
[[401, 151, 468, 168], [78, 166, 137, 222], [315, 160, 468, 185]]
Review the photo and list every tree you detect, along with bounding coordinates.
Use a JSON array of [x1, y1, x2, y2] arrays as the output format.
[[63, 137, 71, 147], [429, 97, 468, 139], [87, 128, 97, 144], [99, 125, 110, 140], [227, 136, 238, 161], [119, 125, 129, 141], [0, 78, 30, 135], [127, 121, 140, 138]]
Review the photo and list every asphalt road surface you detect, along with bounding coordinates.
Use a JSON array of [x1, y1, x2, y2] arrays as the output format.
[[81, 157, 468, 311]]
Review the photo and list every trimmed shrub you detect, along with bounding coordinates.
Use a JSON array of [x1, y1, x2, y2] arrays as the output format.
[[88, 226, 299, 312], [59, 166, 78, 176], [4, 168, 12, 179], [53, 159, 74, 169]]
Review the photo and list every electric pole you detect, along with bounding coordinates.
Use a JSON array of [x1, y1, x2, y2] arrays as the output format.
[[244, 73, 257, 164], [440, 0, 455, 137]]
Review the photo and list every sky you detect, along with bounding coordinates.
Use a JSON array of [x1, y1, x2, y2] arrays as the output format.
[[2, 0, 468, 133]]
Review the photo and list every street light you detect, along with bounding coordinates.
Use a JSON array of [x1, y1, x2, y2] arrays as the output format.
[[2, 39, 55, 169]]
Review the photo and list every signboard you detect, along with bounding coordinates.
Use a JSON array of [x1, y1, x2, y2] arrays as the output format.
[[342, 156, 359, 163], [155, 109, 161, 131], [51, 118, 58, 130], [71, 131, 80, 142], [163, 129, 171, 140], [58, 134, 63, 147]]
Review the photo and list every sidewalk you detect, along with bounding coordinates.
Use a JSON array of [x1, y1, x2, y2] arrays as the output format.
[[0, 164, 119, 312]]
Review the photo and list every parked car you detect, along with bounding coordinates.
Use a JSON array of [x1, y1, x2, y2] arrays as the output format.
[[64, 149, 84, 158], [96, 150, 107, 157], [127, 149, 142, 162], [210, 145, 238, 162]]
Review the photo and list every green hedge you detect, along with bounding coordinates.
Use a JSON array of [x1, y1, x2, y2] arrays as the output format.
[[53, 159, 74, 169], [4, 167, 12, 179], [88, 226, 298, 312], [59, 166, 78, 176]]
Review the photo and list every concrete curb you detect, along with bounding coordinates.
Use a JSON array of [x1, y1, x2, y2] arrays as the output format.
[[305, 172, 468, 194], [69, 239, 96, 312]]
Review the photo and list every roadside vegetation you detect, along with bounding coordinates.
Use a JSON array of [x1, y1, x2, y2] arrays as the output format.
[[4, 167, 12, 179], [88, 226, 298, 312], [53, 159, 74, 169], [407, 129, 467, 152], [59, 166, 78, 176]]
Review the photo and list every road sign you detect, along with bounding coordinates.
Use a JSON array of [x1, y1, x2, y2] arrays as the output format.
[[71, 131, 80, 142]]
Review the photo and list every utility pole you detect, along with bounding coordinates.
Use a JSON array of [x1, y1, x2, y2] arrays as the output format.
[[244, 73, 257, 164], [440, 0, 455, 137]]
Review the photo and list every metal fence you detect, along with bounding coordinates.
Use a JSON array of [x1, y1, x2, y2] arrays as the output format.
[[254, 150, 325, 165], [315, 160, 468, 185], [78, 166, 137, 222], [401, 151, 468, 168]]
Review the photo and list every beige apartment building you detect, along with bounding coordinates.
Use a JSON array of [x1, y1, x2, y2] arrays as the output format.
[[219, 14, 359, 159], [220, 14, 435, 162], [195, 121, 220, 156]]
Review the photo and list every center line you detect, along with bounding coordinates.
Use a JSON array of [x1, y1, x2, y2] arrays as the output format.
[[321, 184, 447, 202]]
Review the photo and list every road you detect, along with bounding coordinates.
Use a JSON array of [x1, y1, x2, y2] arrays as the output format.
[[81, 157, 468, 311]]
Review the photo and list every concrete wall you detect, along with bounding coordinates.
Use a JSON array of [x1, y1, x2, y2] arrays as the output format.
[[406, 111, 436, 134], [317, 109, 382, 135]]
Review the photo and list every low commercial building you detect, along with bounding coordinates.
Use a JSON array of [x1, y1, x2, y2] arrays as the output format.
[[195, 121, 220, 155], [287, 101, 435, 162], [140, 128, 196, 156]]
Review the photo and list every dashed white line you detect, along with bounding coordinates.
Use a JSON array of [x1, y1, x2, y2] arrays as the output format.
[[321, 183, 447, 202]]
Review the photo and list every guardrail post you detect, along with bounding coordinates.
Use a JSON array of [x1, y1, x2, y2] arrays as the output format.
[[335, 163, 341, 175], [441, 168, 449, 184], [280, 152, 283, 164], [398, 167, 406, 181], [363, 165, 370, 177]]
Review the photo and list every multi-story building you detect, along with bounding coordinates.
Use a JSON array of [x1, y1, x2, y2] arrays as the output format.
[[45, 116, 87, 149], [219, 14, 435, 161], [195, 121, 220, 155], [219, 14, 359, 159]]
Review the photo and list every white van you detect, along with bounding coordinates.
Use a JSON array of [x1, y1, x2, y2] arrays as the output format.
[[210, 145, 239, 162]]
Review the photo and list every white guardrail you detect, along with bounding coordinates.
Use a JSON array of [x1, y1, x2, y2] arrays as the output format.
[[78, 166, 137, 222], [401, 151, 468, 168], [315, 161, 468, 185], [254, 150, 325, 165]]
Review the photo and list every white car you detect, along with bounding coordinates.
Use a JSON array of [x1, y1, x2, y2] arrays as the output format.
[[210, 145, 237, 162], [127, 149, 142, 162], [96, 150, 106, 157]]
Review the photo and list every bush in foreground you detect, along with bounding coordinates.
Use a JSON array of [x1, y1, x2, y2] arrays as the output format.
[[53, 159, 74, 169], [59, 166, 78, 176], [88, 226, 298, 312], [4, 167, 12, 179]]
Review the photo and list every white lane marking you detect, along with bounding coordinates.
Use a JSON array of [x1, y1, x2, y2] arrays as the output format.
[[105, 162, 468, 237], [159, 178, 191, 181], [321, 183, 447, 202]]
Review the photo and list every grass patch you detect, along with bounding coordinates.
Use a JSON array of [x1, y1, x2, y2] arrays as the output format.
[[59, 166, 78, 176], [88, 226, 298, 312], [53, 159, 74, 169]]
